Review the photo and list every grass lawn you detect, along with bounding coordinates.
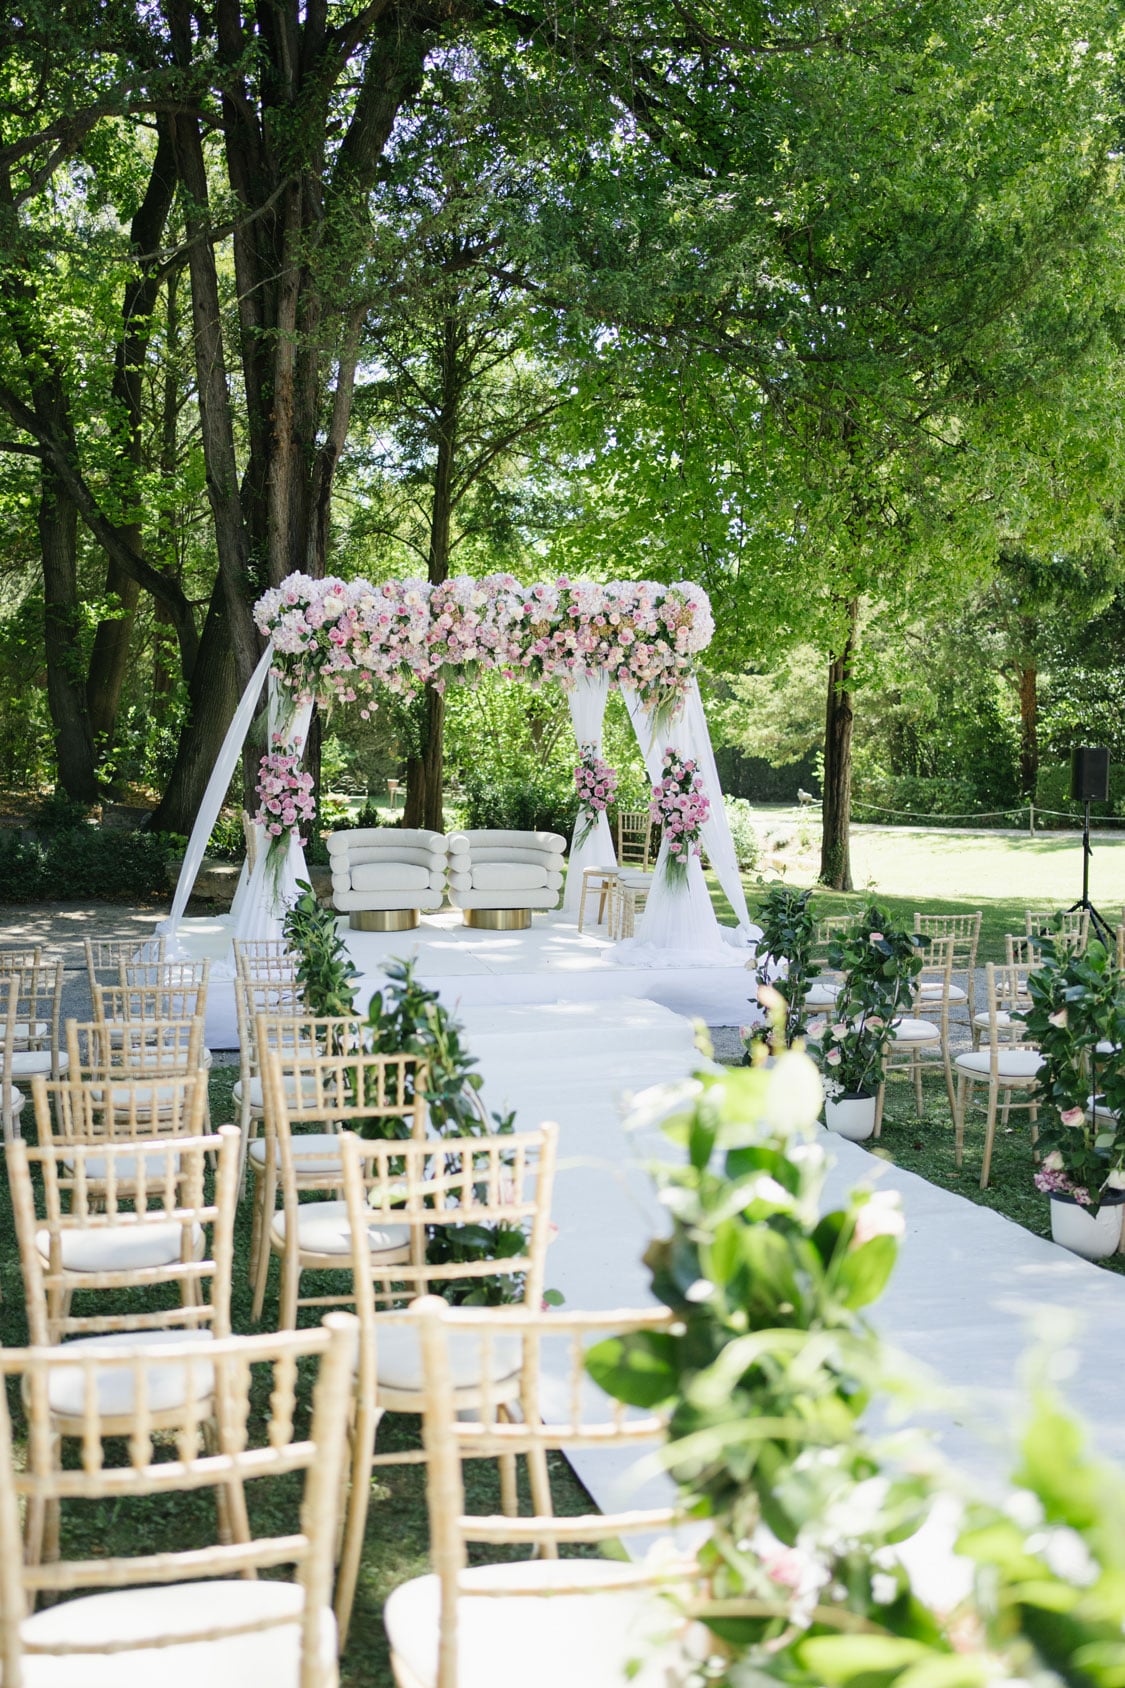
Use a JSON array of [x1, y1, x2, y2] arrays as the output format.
[[707, 823, 1125, 962]]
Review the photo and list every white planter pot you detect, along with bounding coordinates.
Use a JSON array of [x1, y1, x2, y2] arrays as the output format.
[[825, 1094, 877, 1142], [1049, 1193, 1125, 1260]]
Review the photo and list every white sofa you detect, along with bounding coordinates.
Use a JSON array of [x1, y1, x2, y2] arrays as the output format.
[[326, 828, 447, 930], [446, 830, 566, 929]]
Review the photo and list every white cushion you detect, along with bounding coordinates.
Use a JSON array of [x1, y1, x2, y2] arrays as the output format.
[[452, 830, 565, 854], [452, 889, 560, 911], [62, 1149, 183, 1182], [805, 982, 839, 1006], [20, 1579, 335, 1688], [918, 982, 967, 1002], [248, 1132, 341, 1172], [472, 846, 559, 869], [44, 1330, 215, 1419], [385, 1558, 700, 1688], [954, 1050, 1044, 1079], [973, 1011, 1015, 1029], [328, 825, 443, 855], [333, 888, 443, 912], [1, 1049, 66, 1077], [374, 1318, 521, 1394], [233, 1073, 320, 1113], [472, 863, 550, 892], [618, 871, 653, 889], [1096, 1040, 1121, 1055], [269, 1200, 408, 1258], [891, 1018, 940, 1043], [36, 1221, 204, 1274], [351, 862, 432, 892]]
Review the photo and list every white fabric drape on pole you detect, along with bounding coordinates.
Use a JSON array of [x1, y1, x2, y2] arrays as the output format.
[[230, 679, 315, 946], [682, 678, 754, 936], [563, 672, 616, 912], [618, 683, 753, 966], [159, 642, 274, 950]]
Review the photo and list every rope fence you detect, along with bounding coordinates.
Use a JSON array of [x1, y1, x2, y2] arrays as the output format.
[[844, 799, 1125, 831]]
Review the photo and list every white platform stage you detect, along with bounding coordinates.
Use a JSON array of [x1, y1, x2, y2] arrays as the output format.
[[176, 908, 757, 1047]]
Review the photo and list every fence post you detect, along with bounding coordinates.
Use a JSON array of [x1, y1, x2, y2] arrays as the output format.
[[1029, 803, 1035, 835]]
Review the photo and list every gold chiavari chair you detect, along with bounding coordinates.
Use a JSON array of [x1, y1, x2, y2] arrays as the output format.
[[954, 963, 1044, 1188], [1025, 908, 1090, 953], [255, 1034, 429, 1326], [0, 1315, 356, 1684], [0, 959, 68, 1139], [32, 1069, 210, 1200], [232, 969, 305, 1180], [334, 1121, 559, 1644], [383, 1298, 697, 1688], [876, 935, 956, 1133], [913, 910, 981, 1033], [83, 934, 165, 998]]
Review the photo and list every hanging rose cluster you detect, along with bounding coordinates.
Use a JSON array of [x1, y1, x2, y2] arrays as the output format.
[[254, 745, 316, 844], [651, 749, 711, 883], [573, 745, 619, 851], [254, 572, 714, 722]]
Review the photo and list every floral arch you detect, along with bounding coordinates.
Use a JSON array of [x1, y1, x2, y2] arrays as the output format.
[[162, 572, 752, 960]]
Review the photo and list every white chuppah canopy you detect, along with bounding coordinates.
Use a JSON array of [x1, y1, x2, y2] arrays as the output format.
[[160, 572, 752, 962]]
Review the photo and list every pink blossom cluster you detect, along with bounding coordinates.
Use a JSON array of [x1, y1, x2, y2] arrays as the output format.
[[1034, 1165, 1091, 1203], [254, 749, 316, 843], [574, 746, 618, 817], [253, 572, 714, 716], [650, 748, 711, 880]]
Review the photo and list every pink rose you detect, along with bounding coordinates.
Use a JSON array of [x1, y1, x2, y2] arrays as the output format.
[[1048, 1009, 1068, 1028], [1059, 1107, 1085, 1128], [825, 1048, 842, 1066], [869, 932, 884, 944]]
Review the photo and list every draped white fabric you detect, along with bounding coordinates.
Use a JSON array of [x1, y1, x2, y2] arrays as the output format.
[[159, 642, 274, 950], [563, 672, 616, 912], [618, 683, 752, 966], [230, 685, 315, 946]]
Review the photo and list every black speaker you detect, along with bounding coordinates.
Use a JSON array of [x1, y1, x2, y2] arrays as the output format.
[[1071, 746, 1110, 804]]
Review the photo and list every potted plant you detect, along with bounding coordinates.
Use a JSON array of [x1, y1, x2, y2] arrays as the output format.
[[1021, 937, 1125, 1259], [743, 885, 821, 1060], [809, 906, 924, 1140]]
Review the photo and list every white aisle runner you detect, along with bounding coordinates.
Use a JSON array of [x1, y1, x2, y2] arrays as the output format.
[[463, 998, 1125, 1510]]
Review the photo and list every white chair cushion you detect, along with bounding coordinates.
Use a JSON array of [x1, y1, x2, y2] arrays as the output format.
[[385, 1558, 701, 1688], [36, 1222, 204, 1274], [472, 863, 550, 892], [917, 982, 967, 1002], [351, 862, 432, 892], [269, 1200, 408, 1258], [374, 1318, 521, 1394], [972, 1011, 1015, 1029], [45, 1330, 215, 1419], [954, 1050, 1044, 1079], [62, 1149, 183, 1182], [248, 1132, 341, 1172], [455, 829, 565, 854], [20, 1579, 335, 1688], [804, 982, 839, 1006], [1, 1049, 66, 1077], [618, 871, 654, 889], [233, 1073, 321, 1112], [891, 1018, 940, 1043]]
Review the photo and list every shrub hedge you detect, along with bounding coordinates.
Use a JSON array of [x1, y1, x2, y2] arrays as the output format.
[[0, 827, 179, 903]]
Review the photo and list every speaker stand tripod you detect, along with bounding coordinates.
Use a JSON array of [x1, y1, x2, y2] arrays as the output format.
[[1066, 799, 1114, 945]]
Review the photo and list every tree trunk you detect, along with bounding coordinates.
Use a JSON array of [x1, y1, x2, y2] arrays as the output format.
[[39, 460, 98, 802], [1018, 660, 1038, 798], [405, 316, 458, 830], [148, 585, 240, 834], [87, 118, 178, 754], [820, 600, 859, 891]]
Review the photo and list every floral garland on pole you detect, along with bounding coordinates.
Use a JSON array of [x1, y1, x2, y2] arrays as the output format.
[[254, 741, 316, 889], [573, 745, 618, 851], [253, 573, 714, 731], [651, 749, 710, 886]]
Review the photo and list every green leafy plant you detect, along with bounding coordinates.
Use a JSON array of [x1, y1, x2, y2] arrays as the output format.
[[587, 1030, 1125, 1687], [282, 882, 360, 1018], [749, 885, 821, 1053], [809, 905, 924, 1098], [1021, 937, 1125, 1210], [365, 959, 534, 1306]]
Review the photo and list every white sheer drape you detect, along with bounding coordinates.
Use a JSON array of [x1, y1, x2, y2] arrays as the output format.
[[618, 683, 752, 965], [230, 682, 314, 946], [563, 673, 616, 912], [159, 642, 274, 949]]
